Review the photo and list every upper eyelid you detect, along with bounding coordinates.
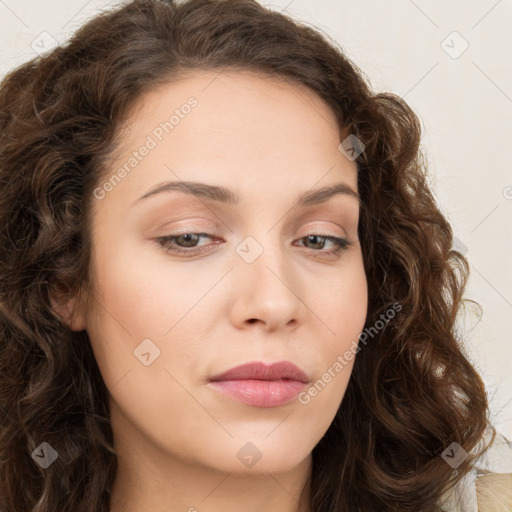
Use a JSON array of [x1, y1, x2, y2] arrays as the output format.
[[160, 228, 347, 239], [157, 217, 352, 234]]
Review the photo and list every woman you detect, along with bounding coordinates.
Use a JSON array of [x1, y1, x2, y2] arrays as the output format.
[[0, 0, 510, 510]]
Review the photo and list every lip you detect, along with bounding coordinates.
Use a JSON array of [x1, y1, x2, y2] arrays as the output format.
[[207, 361, 309, 408]]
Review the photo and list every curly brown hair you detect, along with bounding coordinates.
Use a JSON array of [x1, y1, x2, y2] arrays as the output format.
[[0, 0, 495, 510]]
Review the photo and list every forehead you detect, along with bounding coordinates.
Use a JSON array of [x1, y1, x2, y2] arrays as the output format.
[[119, 68, 343, 150], [93, 69, 358, 214]]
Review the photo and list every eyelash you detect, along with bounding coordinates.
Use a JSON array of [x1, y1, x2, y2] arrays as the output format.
[[156, 232, 354, 257]]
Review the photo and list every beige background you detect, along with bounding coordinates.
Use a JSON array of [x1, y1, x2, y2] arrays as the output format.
[[1, 0, 511, 440]]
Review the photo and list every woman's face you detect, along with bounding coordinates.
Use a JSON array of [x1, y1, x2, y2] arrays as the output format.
[[69, 69, 368, 475]]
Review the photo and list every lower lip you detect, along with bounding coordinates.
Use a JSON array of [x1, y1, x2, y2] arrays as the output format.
[[207, 379, 307, 407]]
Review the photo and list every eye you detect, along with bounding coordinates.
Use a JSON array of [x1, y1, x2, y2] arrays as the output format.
[[156, 232, 216, 255], [294, 234, 354, 256], [155, 232, 355, 257]]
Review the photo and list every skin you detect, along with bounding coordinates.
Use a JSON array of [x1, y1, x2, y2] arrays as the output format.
[[60, 69, 368, 512]]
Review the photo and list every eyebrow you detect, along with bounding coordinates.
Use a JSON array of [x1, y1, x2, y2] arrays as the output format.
[[132, 180, 359, 208]]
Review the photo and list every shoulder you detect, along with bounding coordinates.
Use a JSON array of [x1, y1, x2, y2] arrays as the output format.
[[438, 429, 512, 512], [475, 472, 512, 511]]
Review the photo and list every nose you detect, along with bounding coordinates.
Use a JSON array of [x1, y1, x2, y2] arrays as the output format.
[[228, 239, 305, 332]]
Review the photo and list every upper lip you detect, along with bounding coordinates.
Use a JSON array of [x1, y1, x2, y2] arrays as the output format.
[[208, 361, 309, 384]]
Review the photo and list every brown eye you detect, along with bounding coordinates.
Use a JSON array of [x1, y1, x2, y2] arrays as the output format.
[[296, 234, 353, 256], [157, 232, 215, 255]]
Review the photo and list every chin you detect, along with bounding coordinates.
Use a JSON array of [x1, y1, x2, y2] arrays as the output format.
[[192, 435, 313, 475]]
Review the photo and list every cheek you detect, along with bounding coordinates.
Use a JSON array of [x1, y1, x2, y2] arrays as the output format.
[[87, 232, 194, 331], [314, 255, 368, 351], [84, 240, 165, 387], [84, 235, 221, 393], [84, 246, 211, 445], [292, 256, 366, 412], [313, 258, 367, 396]]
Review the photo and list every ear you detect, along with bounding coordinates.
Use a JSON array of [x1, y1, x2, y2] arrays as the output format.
[[50, 284, 87, 332]]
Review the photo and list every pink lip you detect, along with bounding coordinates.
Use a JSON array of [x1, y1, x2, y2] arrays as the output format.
[[207, 361, 309, 408]]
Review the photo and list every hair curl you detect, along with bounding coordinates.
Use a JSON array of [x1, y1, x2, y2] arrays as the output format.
[[0, 0, 495, 510]]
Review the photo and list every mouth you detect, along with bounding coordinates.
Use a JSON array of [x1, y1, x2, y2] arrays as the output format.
[[207, 361, 310, 408]]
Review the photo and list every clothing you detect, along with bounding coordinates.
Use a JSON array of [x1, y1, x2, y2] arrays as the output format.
[[438, 428, 512, 511]]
